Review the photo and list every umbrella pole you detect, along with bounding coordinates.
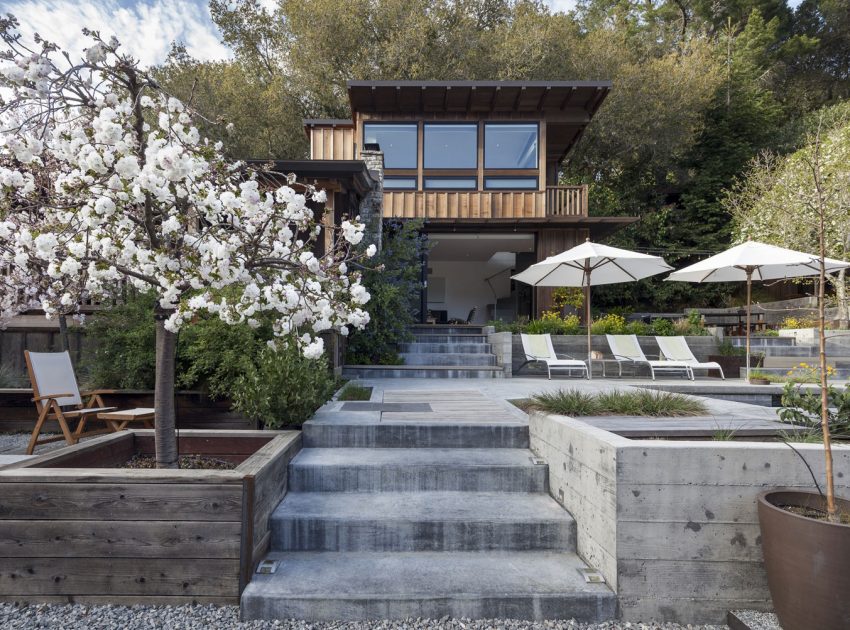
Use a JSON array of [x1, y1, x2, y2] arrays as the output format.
[[586, 269, 592, 380], [746, 270, 752, 382]]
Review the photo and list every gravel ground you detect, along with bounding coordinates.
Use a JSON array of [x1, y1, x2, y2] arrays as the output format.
[[0, 431, 99, 455], [0, 604, 728, 630], [729, 610, 781, 629]]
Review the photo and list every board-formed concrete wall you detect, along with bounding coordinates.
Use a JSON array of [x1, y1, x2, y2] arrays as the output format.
[[529, 411, 850, 624], [512, 335, 718, 376]]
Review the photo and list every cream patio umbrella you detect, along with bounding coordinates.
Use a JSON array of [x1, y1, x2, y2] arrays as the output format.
[[512, 239, 673, 378], [666, 241, 850, 381]]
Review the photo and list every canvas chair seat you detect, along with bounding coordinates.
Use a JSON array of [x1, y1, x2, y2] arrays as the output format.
[[24, 350, 152, 455], [605, 334, 693, 381], [520, 333, 588, 380], [655, 336, 725, 379]]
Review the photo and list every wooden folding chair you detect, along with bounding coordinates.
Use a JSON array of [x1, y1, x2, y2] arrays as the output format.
[[23, 350, 119, 454]]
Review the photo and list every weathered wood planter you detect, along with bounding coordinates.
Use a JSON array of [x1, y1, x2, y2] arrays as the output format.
[[0, 389, 257, 432], [0, 429, 300, 604]]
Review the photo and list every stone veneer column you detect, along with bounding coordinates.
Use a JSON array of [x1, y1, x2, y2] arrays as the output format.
[[359, 148, 384, 252]]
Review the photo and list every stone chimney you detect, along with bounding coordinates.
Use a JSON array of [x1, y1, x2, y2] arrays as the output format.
[[359, 146, 384, 252]]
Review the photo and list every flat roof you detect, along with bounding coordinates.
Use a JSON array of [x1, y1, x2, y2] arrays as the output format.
[[303, 118, 355, 127]]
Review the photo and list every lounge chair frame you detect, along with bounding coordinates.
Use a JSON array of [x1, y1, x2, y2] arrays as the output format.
[[655, 336, 725, 380], [519, 333, 589, 379], [605, 334, 693, 381]]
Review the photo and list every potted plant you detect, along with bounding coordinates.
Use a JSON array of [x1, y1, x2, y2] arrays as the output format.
[[747, 370, 771, 386], [755, 122, 850, 630]]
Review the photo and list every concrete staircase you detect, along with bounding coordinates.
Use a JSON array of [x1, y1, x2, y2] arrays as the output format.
[[241, 399, 616, 622], [343, 325, 504, 379]]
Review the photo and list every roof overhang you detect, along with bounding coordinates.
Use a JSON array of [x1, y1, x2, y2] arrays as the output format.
[[248, 159, 374, 196], [347, 80, 611, 164], [302, 119, 355, 137]]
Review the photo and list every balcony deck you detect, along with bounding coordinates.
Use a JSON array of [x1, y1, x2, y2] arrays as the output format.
[[382, 186, 588, 220]]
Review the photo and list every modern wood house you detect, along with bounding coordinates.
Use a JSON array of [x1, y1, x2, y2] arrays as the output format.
[[313, 80, 638, 323]]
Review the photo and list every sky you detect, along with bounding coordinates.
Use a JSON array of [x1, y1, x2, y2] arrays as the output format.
[[6, 0, 803, 68]]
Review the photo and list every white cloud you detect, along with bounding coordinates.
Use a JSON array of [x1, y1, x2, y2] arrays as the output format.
[[544, 0, 578, 13], [6, 0, 231, 67]]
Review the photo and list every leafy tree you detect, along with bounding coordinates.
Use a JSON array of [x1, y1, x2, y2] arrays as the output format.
[[727, 107, 850, 321], [155, 47, 308, 160]]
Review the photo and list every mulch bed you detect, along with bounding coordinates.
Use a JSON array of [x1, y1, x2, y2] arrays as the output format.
[[122, 454, 236, 470]]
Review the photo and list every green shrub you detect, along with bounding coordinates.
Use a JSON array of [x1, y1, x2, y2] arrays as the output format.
[[231, 340, 338, 428], [672, 309, 709, 336], [651, 318, 675, 336], [624, 320, 652, 335], [590, 313, 627, 335], [346, 220, 426, 365], [528, 387, 708, 417], [525, 312, 581, 335], [80, 291, 160, 389]]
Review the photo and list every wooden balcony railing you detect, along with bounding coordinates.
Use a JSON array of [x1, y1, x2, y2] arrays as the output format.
[[383, 185, 588, 220], [545, 185, 587, 216]]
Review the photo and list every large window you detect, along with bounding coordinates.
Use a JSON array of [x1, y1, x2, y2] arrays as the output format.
[[484, 123, 538, 169], [363, 123, 417, 169], [424, 123, 477, 169], [484, 177, 537, 190]]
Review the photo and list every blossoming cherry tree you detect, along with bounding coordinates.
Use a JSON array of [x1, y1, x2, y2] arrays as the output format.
[[0, 17, 374, 467]]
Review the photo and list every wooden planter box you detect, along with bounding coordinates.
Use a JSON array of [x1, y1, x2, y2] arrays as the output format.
[[708, 355, 763, 379], [0, 429, 300, 604], [0, 389, 257, 433]]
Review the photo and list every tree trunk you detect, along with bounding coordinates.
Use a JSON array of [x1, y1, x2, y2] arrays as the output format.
[[154, 311, 178, 469], [57, 314, 69, 352]]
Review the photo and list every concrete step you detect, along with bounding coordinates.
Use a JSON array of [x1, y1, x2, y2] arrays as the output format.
[[288, 448, 547, 492], [762, 356, 841, 368], [342, 365, 503, 379], [411, 326, 485, 335], [399, 352, 497, 366], [757, 346, 818, 357], [271, 491, 574, 551], [303, 418, 529, 449], [240, 551, 617, 622], [742, 366, 850, 379], [412, 334, 489, 344], [399, 342, 493, 353]]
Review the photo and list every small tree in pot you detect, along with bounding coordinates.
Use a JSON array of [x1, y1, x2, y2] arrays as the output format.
[[0, 18, 375, 468], [742, 113, 850, 629]]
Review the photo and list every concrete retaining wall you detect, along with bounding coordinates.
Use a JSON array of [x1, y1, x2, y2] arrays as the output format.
[[486, 329, 512, 377], [529, 411, 850, 624], [511, 335, 718, 376]]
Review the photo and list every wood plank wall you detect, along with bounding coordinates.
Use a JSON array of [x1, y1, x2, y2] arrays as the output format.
[[535, 228, 589, 317], [383, 190, 547, 219], [310, 127, 356, 160]]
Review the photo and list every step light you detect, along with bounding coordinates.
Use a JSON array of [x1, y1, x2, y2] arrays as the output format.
[[256, 559, 279, 574], [578, 568, 605, 584]]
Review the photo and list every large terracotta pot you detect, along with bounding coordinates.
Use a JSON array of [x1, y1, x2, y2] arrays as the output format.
[[758, 490, 850, 630]]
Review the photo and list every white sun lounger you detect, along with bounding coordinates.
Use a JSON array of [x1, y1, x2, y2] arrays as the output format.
[[520, 334, 588, 379], [656, 335, 725, 379], [605, 334, 693, 380]]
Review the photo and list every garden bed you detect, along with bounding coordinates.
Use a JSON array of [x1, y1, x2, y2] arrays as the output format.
[[529, 411, 850, 624], [0, 429, 300, 605]]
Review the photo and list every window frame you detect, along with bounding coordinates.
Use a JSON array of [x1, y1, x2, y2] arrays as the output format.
[[483, 176, 539, 190], [383, 175, 418, 191], [483, 121, 540, 171], [362, 121, 419, 170], [422, 122, 478, 171], [423, 175, 478, 191]]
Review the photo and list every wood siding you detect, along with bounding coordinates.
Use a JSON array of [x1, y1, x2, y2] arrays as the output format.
[[383, 187, 586, 219], [536, 228, 589, 316], [309, 126, 356, 160], [0, 430, 301, 605]]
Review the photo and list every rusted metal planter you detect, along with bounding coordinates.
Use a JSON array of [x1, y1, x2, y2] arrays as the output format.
[[758, 490, 850, 630]]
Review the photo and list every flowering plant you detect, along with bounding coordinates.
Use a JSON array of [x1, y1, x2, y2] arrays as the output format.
[[0, 17, 374, 466]]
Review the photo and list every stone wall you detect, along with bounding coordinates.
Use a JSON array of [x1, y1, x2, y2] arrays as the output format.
[[359, 149, 384, 252], [529, 411, 850, 623], [512, 334, 719, 376]]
